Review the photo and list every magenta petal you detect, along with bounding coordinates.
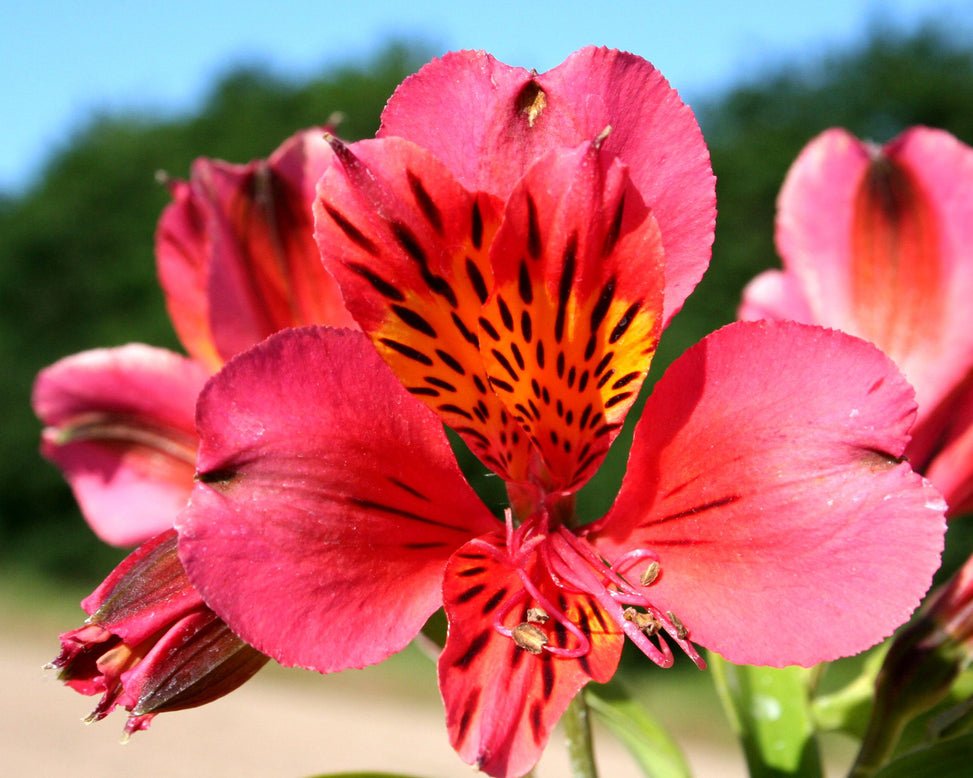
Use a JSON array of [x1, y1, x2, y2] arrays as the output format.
[[594, 321, 946, 666], [776, 127, 973, 418], [177, 326, 497, 672], [380, 47, 715, 325], [738, 269, 814, 323], [33, 345, 206, 546]]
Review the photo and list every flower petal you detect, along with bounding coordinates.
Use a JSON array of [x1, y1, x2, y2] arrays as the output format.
[[440, 535, 622, 777], [33, 345, 206, 546], [775, 127, 973, 419], [157, 129, 356, 367], [314, 136, 533, 481], [738, 269, 813, 323], [480, 140, 664, 491], [380, 46, 715, 325], [177, 326, 497, 673], [593, 321, 946, 667]]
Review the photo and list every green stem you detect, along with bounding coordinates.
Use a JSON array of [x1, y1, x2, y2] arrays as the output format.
[[563, 688, 599, 778]]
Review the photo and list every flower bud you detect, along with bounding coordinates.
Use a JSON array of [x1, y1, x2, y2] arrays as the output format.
[[50, 529, 268, 735]]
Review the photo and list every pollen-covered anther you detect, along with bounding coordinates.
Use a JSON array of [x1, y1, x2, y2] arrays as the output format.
[[667, 610, 689, 640], [511, 622, 548, 654], [639, 561, 660, 587], [526, 607, 550, 624], [623, 607, 661, 637]]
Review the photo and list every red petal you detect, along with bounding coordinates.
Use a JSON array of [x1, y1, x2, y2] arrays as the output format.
[[157, 129, 356, 367], [775, 127, 973, 422], [155, 179, 222, 370], [177, 326, 497, 673], [440, 535, 622, 777], [314, 136, 532, 480], [481, 141, 664, 491], [380, 47, 715, 325], [33, 346, 205, 546], [593, 321, 946, 667]]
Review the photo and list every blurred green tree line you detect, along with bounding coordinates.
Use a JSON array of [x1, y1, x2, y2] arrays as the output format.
[[2, 23, 972, 585]]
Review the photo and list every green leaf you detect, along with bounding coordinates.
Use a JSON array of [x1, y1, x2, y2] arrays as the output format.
[[586, 679, 692, 778], [869, 733, 973, 778], [812, 646, 887, 738], [709, 653, 823, 778]]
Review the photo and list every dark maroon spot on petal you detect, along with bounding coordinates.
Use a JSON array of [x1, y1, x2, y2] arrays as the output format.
[[497, 296, 515, 332], [451, 312, 480, 346], [605, 391, 633, 409], [526, 194, 542, 260], [408, 386, 440, 396], [595, 422, 622, 438], [457, 566, 487, 578], [510, 342, 525, 371], [521, 310, 533, 343], [542, 661, 555, 700], [535, 340, 545, 369], [609, 300, 642, 343], [473, 375, 488, 394], [488, 376, 515, 393], [471, 201, 484, 250], [602, 195, 626, 258], [565, 410, 574, 426], [577, 371, 589, 393], [530, 700, 544, 743], [386, 476, 430, 501], [549, 430, 559, 446], [575, 451, 600, 479], [324, 204, 379, 255], [380, 338, 433, 365], [456, 551, 488, 560], [612, 371, 641, 390], [439, 403, 474, 420], [556, 399, 564, 417], [454, 426, 490, 446], [436, 349, 466, 374], [596, 368, 615, 389], [482, 587, 507, 615], [401, 541, 449, 549], [518, 260, 534, 305], [594, 352, 613, 377], [567, 366, 576, 388], [426, 376, 457, 392], [407, 169, 444, 234], [554, 234, 578, 343], [392, 304, 437, 337], [479, 317, 501, 341], [590, 278, 616, 333], [466, 257, 488, 303], [390, 220, 427, 264], [651, 495, 743, 526], [510, 642, 526, 669], [579, 405, 593, 430], [345, 262, 405, 301], [454, 631, 490, 669], [531, 378, 541, 398], [552, 616, 568, 648], [347, 496, 470, 531], [492, 349, 519, 382], [456, 583, 487, 604], [584, 333, 597, 361], [541, 387, 550, 405], [528, 399, 541, 420], [556, 351, 565, 378], [456, 691, 477, 746], [588, 599, 609, 632]]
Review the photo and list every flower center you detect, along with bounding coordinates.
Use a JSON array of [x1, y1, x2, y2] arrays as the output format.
[[473, 509, 705, 669]]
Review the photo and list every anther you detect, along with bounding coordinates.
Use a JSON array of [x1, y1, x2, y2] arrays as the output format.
[[526, 607, 550, 624], [639, 561, 660, 587], [667, 611, 689, 640], [623, 607, 661, 637], [512, 622, 548, 654]]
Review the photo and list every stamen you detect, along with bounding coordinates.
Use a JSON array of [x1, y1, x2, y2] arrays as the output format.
[[640, 561, 661, 587], [667, 610, 689, 641], [623, 607, 661, 636], [512, 622, 548, 654], [526, 607, 549, 624]]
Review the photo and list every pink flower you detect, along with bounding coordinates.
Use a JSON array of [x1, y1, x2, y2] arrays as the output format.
[[176, 49, 946, 777], [51, 530, 268, 735], [36, 127, 356, 547], [740, 127, 973, 516]]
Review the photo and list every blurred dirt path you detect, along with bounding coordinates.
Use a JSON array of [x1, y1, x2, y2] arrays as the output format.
[[5, 610, 743, 777]]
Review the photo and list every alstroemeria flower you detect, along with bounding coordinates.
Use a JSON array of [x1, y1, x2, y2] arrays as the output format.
[[51, 529, 268, 735], [177, 49, 946, 777], [36, 127, 356, 547], [740, 127, 973, 515], [157, 125, 357, 371]]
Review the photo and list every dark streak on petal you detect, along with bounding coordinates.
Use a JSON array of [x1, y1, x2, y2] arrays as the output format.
[[407, 168, 444, 234], [345, 262, 405, 301], [380, 337, 433, 365], [453, 631, 490, 669], [324, 204, 379, 255]]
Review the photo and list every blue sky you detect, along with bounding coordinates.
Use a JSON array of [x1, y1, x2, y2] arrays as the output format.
[[2, 0, 967, 193]]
